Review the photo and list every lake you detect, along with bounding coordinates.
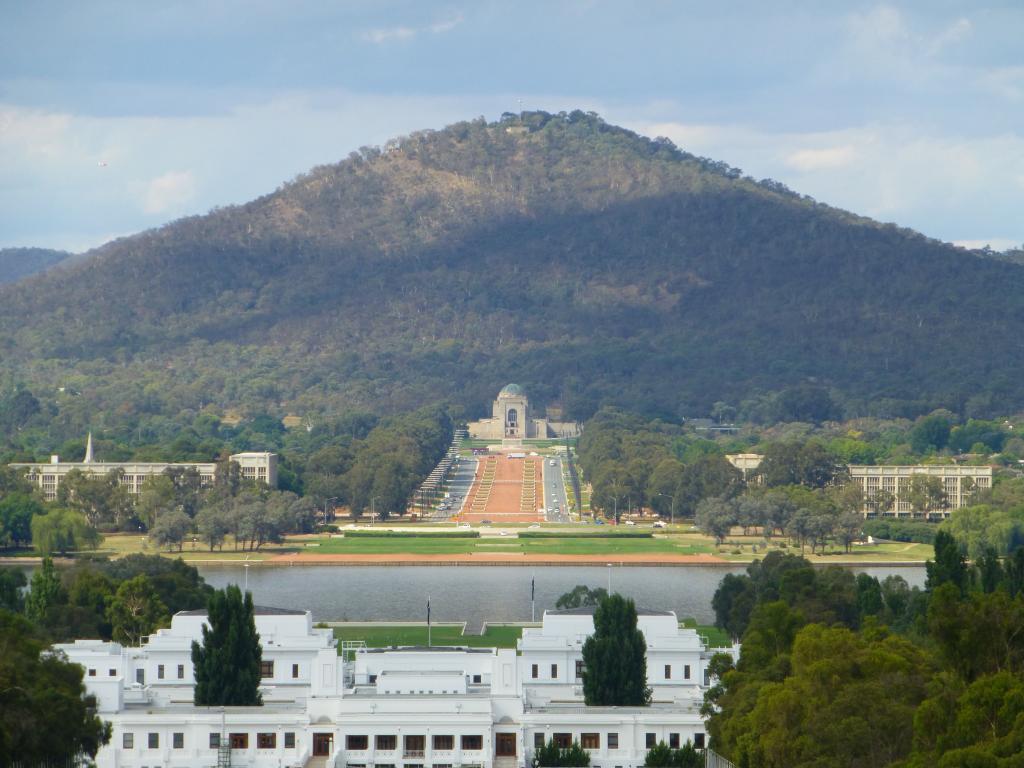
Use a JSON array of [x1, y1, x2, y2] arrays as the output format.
[[196, 564, 927, 626]]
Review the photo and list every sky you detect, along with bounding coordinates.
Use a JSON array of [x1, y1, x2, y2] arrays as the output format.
[[1, 0, 1022, 253]]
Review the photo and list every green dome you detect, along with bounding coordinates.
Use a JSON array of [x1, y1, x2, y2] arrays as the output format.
[[499, 383, 525, 397]]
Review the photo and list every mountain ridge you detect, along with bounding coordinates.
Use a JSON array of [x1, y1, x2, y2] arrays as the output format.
[[1, 110, 1021, 433]]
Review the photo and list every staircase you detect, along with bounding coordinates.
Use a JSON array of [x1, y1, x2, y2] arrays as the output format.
[[469, 457, 497, 513], [520, 459, 537, 513]]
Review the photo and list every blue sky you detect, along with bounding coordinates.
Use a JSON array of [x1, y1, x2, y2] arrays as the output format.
[[1, 0, 1022, 253]]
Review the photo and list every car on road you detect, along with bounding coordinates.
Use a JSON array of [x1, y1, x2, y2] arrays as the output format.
[[653, 520, 667, 528], [624, 520, 636, 526], [457, 522, 471, 529], [481, 519, 493, 525], [499, 530, 509, 536], [595, 519, 604, 525], [528, 523, 540, 529], [549, 459, 556, 466]]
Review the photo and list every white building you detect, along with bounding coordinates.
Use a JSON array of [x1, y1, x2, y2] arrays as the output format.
[[10, 433, 277, 500], [848, 464, 992, 518], [56, 605, 719, 768]]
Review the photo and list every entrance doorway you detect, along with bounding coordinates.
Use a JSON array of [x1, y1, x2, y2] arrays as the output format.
[[495, 733, 517, 756], [313, 733, 334, 756]]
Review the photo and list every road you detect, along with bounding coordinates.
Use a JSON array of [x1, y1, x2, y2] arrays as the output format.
[[542, 456, 570, 523], [424, 455, 477, 521]]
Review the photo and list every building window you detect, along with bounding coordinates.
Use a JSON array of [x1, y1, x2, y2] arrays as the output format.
[[531, 664, 538, 679], [210, 733, 220, 748], [404, 735, 425, 756], [664, 664, 671, 679], [433, 735, 455, 750], [684, 664, 691, 680], [608, 733, 619, 750], [581, 733, 600, 750], [136, 669, 144, 685], [230, 733, 248, 749], [472, 674, 482, 683], [123, 732, 134, 749], [109, 668, 116, 677], [376, 735, 397, 750], [173, 732, 184, 749], [157, 664, 164, 679], [368, 674, 377, 684], [669, 734, 680, 749], [575, 660, 584, 679], [346, 735, 369, 750], [551, 663, 558, 678], [148, 733, 159, 749], [257, 733, 276, 748], [87, 668, 96, 677], [292, 663, 300, 678], [462, 735, 483, 750], [535, 733, 545, 750], [285, 732, 296, 749], [260, 660, 274, 678], [553, 733, 572, 748], [177, 664, 185, 679], [645, 733, 656, 749], [694, 734, 705, 749]]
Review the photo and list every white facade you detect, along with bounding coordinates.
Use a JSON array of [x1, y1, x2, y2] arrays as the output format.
[[57, 606, 716, 768], [10, 450, 277, 500], [849, 464, 992, 518]]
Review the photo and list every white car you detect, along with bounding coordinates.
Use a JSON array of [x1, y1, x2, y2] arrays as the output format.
[[653, 520, 667, 528], [528, 523, 541, 529], [549, 459, 556, 466], [624, 520, 636, 526]]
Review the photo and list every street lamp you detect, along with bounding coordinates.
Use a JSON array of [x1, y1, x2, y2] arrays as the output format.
[[371, 496, 380, 527], [658, 493, 676, 527]]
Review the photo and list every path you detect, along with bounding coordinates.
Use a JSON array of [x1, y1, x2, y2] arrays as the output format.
[[460, 454, 543, 523]]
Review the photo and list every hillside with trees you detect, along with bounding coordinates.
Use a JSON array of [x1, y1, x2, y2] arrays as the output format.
[[0, 247, 71, 284], [2, 111, 1024, 450]]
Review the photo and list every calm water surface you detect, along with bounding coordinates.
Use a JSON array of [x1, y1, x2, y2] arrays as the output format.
[[196, 564, 926, 625]]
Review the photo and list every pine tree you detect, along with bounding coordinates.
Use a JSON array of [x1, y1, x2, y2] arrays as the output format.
[[581, 594, 651, 706], [191, 585, 263, 705]]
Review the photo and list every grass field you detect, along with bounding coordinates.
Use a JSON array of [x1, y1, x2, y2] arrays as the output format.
[[331, 623, 523, 649], [681, 618, 732, 648], [72, 530, 932, 563]]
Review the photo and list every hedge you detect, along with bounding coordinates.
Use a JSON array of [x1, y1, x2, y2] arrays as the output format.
[[343, 530, 480, 539]]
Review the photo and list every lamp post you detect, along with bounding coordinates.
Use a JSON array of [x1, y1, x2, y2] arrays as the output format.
[[658, 493, 676, 527], [371, 496, 380, 527]]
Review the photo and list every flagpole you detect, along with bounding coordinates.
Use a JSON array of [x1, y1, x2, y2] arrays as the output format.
[[531, 572, 535, 623]]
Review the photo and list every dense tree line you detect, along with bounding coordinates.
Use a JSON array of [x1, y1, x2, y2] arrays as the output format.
[[704, 534, 1024, 767]]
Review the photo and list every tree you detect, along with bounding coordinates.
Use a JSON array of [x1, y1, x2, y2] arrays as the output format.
[[192, 585, 263, 706], [0, 492, 41, 548], [556, 585, 609, 609], [30, 508, 100, 555], [107, 574, 169, 646], [643, 741, 702, 768], [758, 442, 846, 489], [136, 474, 177, 530], [532, 738, 591, 767], [910, 413, 952, 454], [695, 497, 734, 545], [581, 594, 651, 706], [149, 508, 192, 551], [0, 567, 27, 612], [926, 530, 968, 594], [24, 557, 67, 623], [905, 474, 947, 517], [196, 503, 230, 550], [0, 610, 110, 762]]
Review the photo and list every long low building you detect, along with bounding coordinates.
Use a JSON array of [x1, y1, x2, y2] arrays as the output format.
[[56, 605, 724, 768], [9, 434, 277, 500]]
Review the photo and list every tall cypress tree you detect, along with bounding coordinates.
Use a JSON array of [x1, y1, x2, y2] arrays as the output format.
[[191, 585, 263, 705], [581, 594, 651, 705]]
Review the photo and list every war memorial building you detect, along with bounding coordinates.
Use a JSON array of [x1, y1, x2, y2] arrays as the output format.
[[467, 384, 579, 441]]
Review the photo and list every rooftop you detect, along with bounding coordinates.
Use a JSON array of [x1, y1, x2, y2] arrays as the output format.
[[546, 606, 673, 616], [176, 606, 307, 617]]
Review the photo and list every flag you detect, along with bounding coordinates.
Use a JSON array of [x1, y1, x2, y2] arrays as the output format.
[[531, 576, 535, 602], [427, 595, 431, 625]]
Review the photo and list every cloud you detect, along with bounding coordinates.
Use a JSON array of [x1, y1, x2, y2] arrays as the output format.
[[785, 146, 856, 172], [362, 14, 463, 44], [927, 17, 972, 56], [142, 170, 196, 214]]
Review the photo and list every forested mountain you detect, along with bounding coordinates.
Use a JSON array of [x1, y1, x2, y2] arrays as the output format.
[[2, 110, 1023, 442], [0, 247, 71, 285]]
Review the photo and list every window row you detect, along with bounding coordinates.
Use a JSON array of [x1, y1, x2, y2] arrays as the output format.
[[123, 732, 297, 750], [644, 733, 705, 750], [530, 663, 560, 679], [260, 660, 302, 678], [662, 664, 692, 680], [345, 735, 484, 751], [535, 733, 618, 750]]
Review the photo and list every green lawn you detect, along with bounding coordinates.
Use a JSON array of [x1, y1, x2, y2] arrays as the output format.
[[304, 534, 717, 557], [681, 618, 732, 649], [331, 623, 523, 649]]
